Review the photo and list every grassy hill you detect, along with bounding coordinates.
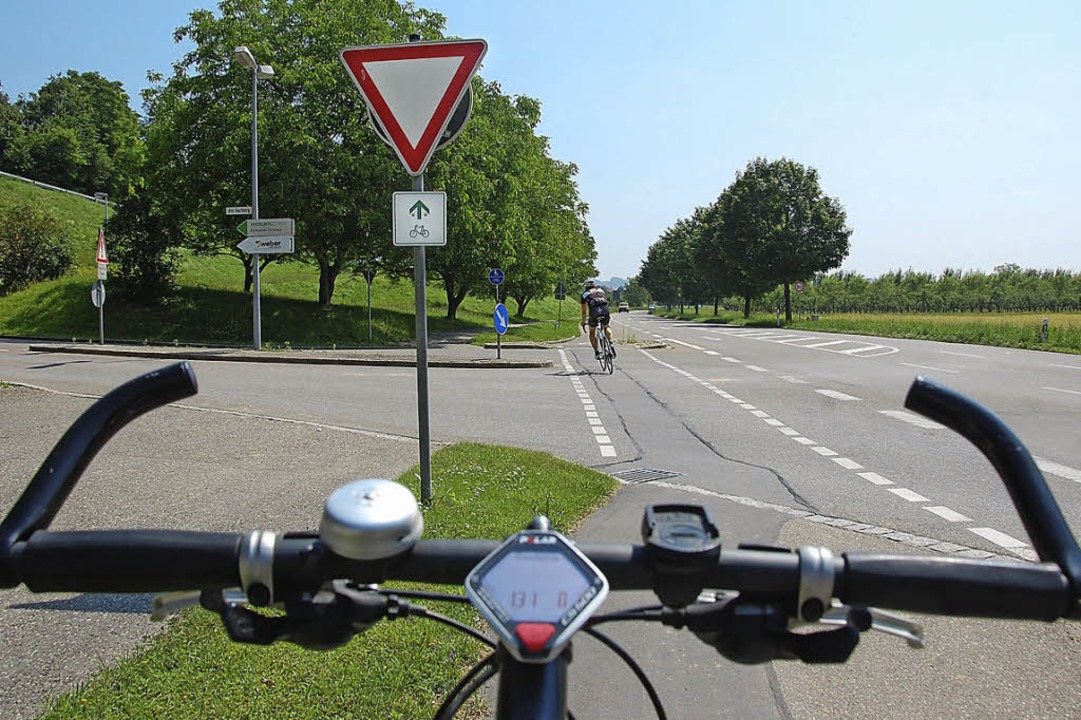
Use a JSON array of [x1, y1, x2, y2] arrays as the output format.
[[0, 176, 576, 346]]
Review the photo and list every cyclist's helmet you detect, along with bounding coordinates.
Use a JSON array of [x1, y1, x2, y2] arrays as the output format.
[[583, 280, 596, 290]]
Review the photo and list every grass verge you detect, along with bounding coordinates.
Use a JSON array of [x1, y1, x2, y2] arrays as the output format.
[[37, 443, 618, 720]]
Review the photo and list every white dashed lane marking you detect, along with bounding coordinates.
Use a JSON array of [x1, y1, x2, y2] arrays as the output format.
[[1035, 457, 1081, 484], [638, 347, 1035, 560], [816, 389, 860, 401], [1044, 386, 1081, 396], [900, 362, 959, 374], [559, 349, 617, 458]]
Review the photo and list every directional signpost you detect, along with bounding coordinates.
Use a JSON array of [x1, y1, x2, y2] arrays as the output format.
[[341, 37, 487, 504], [494, 302, 509, 359], [393, 191, 446, 246], [236, 218, 295, 348]]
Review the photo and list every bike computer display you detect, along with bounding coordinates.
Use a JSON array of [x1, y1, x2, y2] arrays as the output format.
[[465, 530, 609, 663]]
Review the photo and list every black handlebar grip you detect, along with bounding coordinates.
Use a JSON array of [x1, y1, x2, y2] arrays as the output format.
[[840, 553, 1071, 621], [11, 530, 241, 593], [0, 362, 199, 588]]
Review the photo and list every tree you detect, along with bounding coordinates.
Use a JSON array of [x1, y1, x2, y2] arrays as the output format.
[[0, 83, 24, 169], [427, 80, 594, 319], [107, 192, 181, 303], [714, 158, 850, 321], [5, 71, 143, 197], [144, 0, 445, 304], [0, 201, 73, 292]]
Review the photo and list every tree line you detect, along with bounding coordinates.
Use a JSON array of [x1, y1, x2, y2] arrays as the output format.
[[0, 0, 596, 318], [638, 157, 851, 322], [636, 157, 1080, 318]]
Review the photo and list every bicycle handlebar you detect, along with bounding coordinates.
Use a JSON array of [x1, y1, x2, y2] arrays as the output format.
[[7, 529, 1074, 621]]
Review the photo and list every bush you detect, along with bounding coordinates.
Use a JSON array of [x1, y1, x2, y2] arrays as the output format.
[[108, 192, 180, 304], [0, 201, 73, 292]]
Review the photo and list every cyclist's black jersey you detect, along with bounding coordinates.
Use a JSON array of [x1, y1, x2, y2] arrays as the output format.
[[581, 288, 610, 319]]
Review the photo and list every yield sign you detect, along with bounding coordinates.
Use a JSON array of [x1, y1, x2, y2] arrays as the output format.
[[340, 39, 487, 176]]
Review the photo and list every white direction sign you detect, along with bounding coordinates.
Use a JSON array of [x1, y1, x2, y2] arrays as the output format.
[[226, 206, 253, 216], [341, 40, 487, 176], [237, 218, 294, 237], [237, 236, 295, 254], [393, 191, 446, 247]]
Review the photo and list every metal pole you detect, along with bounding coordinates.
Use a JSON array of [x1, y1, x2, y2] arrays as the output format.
[[367, 278, 373, 344], [101, 197, 107, 345], [413, 173, 433, 503], [251, 67, 262, 351]]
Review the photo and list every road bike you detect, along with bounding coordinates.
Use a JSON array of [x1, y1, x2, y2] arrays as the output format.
[[583, 321, 616, 374], [409, 224, 430, 238], [1, 362, 1078, 719]]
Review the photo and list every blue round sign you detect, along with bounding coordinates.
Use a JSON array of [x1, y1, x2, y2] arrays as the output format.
[[488, 268, 505, 286], [493, 303, 509, 335]]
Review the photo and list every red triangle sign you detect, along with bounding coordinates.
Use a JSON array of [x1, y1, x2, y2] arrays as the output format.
[[341, 39, 487, 176], [96, 226, 108, 264]]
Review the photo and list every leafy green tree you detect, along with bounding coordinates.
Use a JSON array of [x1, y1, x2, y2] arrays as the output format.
[[5, 71, 143, 196], [714, 157, 850, 321], [0, 201, 73, 292], [107, 193, 181, 303], [144, 0, 445, 304], [0, 83, 24, 169], [427, 80, 594, 319]]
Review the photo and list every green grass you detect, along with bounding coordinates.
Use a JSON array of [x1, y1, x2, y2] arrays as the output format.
[[472, 319, 581, 345], [0, 177, 585, 346], [38, 443, 619, 720], [652, 307, 1081, 354]]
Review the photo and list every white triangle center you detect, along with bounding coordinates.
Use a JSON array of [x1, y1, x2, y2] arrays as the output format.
[[365, 56, 465, 147]]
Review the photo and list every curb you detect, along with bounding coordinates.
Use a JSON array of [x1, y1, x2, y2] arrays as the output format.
[[26, 344, 553, 369]]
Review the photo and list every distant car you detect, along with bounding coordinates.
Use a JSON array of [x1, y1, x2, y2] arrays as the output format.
[[617, 301, 630, 313], [647, 303, 656, 314]]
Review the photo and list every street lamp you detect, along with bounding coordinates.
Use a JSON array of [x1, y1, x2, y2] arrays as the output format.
[[233, 46, 274, 350]]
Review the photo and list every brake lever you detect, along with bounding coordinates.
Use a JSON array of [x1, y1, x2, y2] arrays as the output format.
[[820, 604, 924, 649]]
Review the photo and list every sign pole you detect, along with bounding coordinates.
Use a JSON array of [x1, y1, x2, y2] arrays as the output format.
[[367, 275, 373, 343], [413, 173, 433, 504]]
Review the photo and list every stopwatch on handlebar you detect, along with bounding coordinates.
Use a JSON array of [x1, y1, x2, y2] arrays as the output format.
[[0, 362, 1078, 720]]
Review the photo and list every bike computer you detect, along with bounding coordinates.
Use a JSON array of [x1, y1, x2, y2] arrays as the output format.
[[465, 530, 609, 663]]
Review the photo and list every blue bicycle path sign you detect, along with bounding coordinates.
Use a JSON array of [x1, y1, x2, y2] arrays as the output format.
[[488, 268, 504, 285], [493, 303, 509, 335]]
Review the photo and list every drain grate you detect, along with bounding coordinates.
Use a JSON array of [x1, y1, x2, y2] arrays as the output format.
[[610, 468, 685, 484]]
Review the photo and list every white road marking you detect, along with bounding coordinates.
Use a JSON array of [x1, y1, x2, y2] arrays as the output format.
[[722, 357, 741, 363], [750, 410, 769, 417], [838, 344, 888, 355], [888, 488, 930, 503], [941, 351, 984, 358], [879, 410, 947, 430], [1044, 386, 1081, 396], [780, 376, 808, 384], [816, 389, 861, 401], [763, 418, 786, 427], [792, 437, 817, 445], [1050, 363, 1081, 370], [900, 362, 959, 374], [745, 365, 769, 372], [559, 349, 616, 459], [968, 527, 1028, 549], [924, 506, 972, 522], [778, 427, 801, 436], [859, 472, 894, 486], [669, 339, 705, 350], [833, 457, 864, 470], [801, 340, 849, 348], [811, 446, 838, 457], [704, 350, 720, 356], [1035, 457, 1081, 484]]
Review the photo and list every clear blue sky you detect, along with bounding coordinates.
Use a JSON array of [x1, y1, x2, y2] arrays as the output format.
[[2, 1, 1078, 282]]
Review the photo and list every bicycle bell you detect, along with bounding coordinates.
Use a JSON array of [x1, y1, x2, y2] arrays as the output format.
[[319, 479, 423, 560]]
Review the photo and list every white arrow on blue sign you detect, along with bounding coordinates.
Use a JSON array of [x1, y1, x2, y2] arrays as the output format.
[[488, 268, 504, 285], [493, 303, 509, 335]]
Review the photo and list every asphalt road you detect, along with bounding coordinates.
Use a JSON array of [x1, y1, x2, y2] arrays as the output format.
[[1, 323, 1078, 719]]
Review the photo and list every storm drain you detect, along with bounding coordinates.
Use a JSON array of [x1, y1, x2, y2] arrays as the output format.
[[610, 468, 685, 484]]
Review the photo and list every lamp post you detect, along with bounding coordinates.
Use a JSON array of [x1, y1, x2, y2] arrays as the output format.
[[233, 46, 274, 350], [93, 192, 109, 226]]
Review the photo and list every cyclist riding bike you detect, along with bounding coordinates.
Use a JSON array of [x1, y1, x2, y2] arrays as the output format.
[[580, 280, 615, 360]]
